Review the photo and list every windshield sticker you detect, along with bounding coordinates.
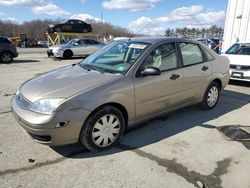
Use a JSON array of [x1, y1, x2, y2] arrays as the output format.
[[129, 44, 147, 49]]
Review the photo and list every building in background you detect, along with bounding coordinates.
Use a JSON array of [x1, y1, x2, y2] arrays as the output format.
[[222, 0, 250, 52]]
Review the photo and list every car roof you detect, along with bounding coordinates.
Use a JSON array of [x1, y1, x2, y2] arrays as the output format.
[[125, 37, 200, 45], [236, 41, 250, 44], [67, 19, 84, 22]]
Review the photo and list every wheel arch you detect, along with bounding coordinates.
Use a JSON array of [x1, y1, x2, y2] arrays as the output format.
[[84, 102, 128, 129], [1, 50, 14, 56], [211, 78, 222, 90], [63, 49, 73, 57]]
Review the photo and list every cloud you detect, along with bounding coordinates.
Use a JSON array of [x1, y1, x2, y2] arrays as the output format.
[[155, 5, 225, 26], [102, 0, 161, 12], [128, 16, 165, 36], [70, 13, 101, 22], [2, 17, 16, 22], [129, 5, 225, 35], [0, 0, 44, 6], [32, 3, 70, 16], [80, 0, 86, 4], [0, 0, 70, 17]]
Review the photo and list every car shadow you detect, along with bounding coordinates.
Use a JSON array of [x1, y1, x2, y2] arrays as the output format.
[[229, 80, 250, 87], [52, 57, 86, 61], [51, 89, 250, 158], [11, 60, 40, 64]]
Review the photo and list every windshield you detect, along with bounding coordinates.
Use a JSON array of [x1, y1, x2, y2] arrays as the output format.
[[226, 43, 250, 54], [80, 41, 149, 75]]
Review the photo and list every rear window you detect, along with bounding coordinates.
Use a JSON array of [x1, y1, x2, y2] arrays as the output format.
[[179, 43, 203, 66], [0, 37, 10, 43]]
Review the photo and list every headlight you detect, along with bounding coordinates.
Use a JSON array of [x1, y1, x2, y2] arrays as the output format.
[[29, 99, 64, 115]]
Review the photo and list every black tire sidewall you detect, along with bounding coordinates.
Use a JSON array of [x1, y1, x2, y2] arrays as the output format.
[[83, 28, 88, 33], [1, 52, 13, 63], [202, 82, 220, 110], [63, 50, 73, 59], [80, 106, 125, 152], [55, 27, 61, 32]]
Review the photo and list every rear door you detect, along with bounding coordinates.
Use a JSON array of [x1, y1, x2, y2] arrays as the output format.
[[84, 39, 101, 54], [178, 42, 212, 104], [134, 42, 183, 120]]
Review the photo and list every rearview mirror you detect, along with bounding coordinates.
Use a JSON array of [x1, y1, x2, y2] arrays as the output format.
[[137, 67, 161, 77]]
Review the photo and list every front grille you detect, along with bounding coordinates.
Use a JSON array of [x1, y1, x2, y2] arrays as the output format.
[[230, 64, 250, 70], [15, 93, 31, 110]]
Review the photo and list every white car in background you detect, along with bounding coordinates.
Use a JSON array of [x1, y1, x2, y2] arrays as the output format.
[[223, 42, 250, 82], [47, 38, 105, 58]]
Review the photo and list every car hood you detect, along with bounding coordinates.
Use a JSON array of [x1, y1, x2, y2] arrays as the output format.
[[223, 54, 250, 66], [49, 44, 69, 50], [20, 64, 120, 102]]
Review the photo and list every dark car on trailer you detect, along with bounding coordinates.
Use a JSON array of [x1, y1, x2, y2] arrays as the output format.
[[47, 19, 92, 33], [0, 37, 18, 63]]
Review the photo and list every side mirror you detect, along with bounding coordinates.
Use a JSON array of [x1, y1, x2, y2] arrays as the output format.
[[74, 43, 79, 46], [137, 67, 161, 77]]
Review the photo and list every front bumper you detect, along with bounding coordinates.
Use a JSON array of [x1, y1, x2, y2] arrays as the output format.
[[229, 69, 250, 82], [53, 50, 64, 58], [11, 96, 91, 146]]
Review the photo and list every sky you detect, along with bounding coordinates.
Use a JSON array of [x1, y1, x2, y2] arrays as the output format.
[[0, 0, 228, 35]]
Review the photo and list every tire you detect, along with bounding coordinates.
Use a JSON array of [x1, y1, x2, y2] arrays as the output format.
[[80, 105, 125, 152], [1, 51, 13, 63], [63, 50, 73, 59], [82, 28, 88, 33], [201, 82, 220, 110], [55, 27, 61, 32]]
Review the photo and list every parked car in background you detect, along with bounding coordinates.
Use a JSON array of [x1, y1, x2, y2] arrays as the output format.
[[37, 41, 49, 48], [0, 37, 18, 63], [223, 42, 250, 82], [47, 38, 105, 58], [12, 37, 230, 151], [46, 19, 92, 33]]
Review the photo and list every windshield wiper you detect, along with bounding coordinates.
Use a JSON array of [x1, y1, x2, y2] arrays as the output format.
[[80, 64, 104, 73]]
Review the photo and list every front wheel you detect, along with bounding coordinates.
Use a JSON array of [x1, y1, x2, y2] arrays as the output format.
[[201, 82, 220, 110], [1, 51, 13, 63], [80, 106, 125, 151]]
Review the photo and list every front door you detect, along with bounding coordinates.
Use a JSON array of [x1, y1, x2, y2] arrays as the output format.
[[134, 42, 183, 120]]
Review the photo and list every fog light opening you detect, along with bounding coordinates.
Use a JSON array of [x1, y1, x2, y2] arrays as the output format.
[[56, 121, 70, 128]]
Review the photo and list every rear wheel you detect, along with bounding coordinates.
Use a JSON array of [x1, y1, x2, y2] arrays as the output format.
[[55, 27, 61, 32], [63, 50, 73, 59], [201, 82, 220, 110], [80, 106, 125, 151], [1, 51, 13, 63], [82, 28, 88, 33]]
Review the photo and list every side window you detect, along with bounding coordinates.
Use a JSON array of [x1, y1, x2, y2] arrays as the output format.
[[203, 48, 215, 61], [77, 39, 85, 45], [85, 39, 99, 45], [180, 43, 203, 66], [143, 43, 177, 71]]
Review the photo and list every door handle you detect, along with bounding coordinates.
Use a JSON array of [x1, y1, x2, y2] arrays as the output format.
[[170, 74, 180, 80], [202, 66, 209, 71]]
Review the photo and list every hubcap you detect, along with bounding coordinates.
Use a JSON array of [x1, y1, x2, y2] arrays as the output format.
[[2, 53, 11, 62], [207, 86, 218, 107], [92, 114, 120, 147]]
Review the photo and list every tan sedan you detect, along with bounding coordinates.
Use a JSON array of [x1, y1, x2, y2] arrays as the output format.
[[12, 38, 230, 151]]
